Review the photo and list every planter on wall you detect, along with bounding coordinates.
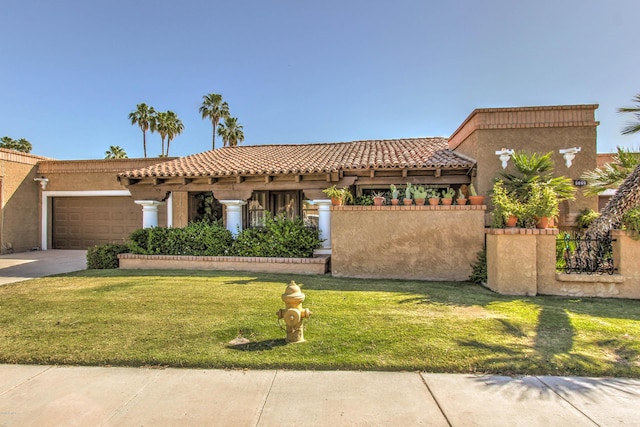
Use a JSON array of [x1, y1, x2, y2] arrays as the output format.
[[427, 198, 439, 206], [403, 198, 412, 206], [506, 215, 518, 228], [441, 198, 453, 206], [373, 197, 385, 206], [331, 198, 342, 206], [535, 216, 549, 229], [457, 198, 467, 206], [391, 199, 399, 205], [415, 198, 426, 206], [469, 196, 485, 205]]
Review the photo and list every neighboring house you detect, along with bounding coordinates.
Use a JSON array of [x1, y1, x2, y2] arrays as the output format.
[[0, 103, 606, 254]]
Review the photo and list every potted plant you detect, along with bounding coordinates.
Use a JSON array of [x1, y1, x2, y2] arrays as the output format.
[[403, 183, 413, 206], [491, 181, 521, 228], [456, 188, 467, 206], [441, 188, 455, 205], [322, 185, 353, 206], [526, 182, 559, 229], [412, 185, 428, 206], [468, 184, 485, 205], [372, 191, 386, 206], [390, 184, 400, 205], [424, 188, 439, 206]]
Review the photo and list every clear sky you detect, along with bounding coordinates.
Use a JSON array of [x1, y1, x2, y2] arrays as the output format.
[[2, 0, 639, 160]]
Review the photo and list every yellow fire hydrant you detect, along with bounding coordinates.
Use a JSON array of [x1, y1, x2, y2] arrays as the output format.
[[277, 280, 312, 343]]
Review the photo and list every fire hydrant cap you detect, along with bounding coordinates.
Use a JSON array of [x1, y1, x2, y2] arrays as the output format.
[[283, 281, 304, 297]]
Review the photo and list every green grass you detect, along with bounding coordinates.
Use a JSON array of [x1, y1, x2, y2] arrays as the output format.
[[0, 269, 639, 377]]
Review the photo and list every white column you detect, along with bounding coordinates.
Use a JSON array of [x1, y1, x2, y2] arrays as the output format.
[[313, 199, 332, 255], [134, 200, 165, 228], [166, 192, 173, 227], [219, 200, 247, 236]]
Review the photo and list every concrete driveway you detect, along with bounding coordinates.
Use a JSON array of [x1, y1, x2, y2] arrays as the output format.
[[0, 250, 86, 285]]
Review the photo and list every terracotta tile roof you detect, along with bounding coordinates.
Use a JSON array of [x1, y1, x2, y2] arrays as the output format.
[[120, 138, 475, 178]]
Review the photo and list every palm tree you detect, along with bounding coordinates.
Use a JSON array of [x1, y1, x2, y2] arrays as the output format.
[[499, 151, 575, 201], [199, 93, 230, 150], [0, 136, 32, 153], [217, 116, 244, 147], [129, 103, 156, 158], [618, 93, 640, 135], [165, 111, 184, 157], [104, 145, 128, 159], [581, 147, 640, 196], [155, 111, 171, 157]]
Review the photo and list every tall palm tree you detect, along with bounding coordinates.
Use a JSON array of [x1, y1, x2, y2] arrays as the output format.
[[0, 136, 32, 153], [581, 147, 640, 196], [155, 111, 170, 157], [104, 145, 128, 159], [618, 93, 640, 135], [199, 93, 229, 150], [165, 111, 184, 157], [129, 103, 156, 158], [217, 116, 244, 147]]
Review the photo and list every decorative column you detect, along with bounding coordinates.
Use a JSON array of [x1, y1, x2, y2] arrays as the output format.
[[134, 200, 165, 228], [219, 200, 247, 236], [313, 199, 332, 255]]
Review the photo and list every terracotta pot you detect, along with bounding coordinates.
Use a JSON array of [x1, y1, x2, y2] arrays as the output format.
[[457, 198, 467, 206], [536, 216, 549, 229], [391, 199, 399, 205], [469, 195, 484, 206], [441, 198, 453, 206], [428, 198, 439, 206], [373, 197, 384, 206], [403, 198, 412, 206], [506, 215, 518, 228], [415, 198, 426, 206], [331, 197, 342, 206]]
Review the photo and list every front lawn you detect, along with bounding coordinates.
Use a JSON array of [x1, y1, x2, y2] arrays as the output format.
[[0, 270, 638, 377]]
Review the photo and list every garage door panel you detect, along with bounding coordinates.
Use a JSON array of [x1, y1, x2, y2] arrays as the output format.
[[53, 197, 165, 250]]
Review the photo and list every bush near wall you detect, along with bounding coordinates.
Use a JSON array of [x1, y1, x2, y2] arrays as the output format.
[[90, 217, 322, 269], [230, 215, 322, 258], [129, 221, 234, 256], [86, 243, 130, 269]]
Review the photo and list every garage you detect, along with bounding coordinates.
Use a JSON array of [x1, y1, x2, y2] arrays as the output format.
[[52, 196, 164, 249]]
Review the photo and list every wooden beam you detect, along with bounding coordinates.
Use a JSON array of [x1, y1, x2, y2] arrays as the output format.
[[265, 175, 272, 184], [435, 169, 442, 177], [370, 169, 375, 178], [402, 169, 408, 178], [153, 178, 165, 185], [236, 176, 244, 184], [181, 178, 192, 185], [295, 175, 301, 183]]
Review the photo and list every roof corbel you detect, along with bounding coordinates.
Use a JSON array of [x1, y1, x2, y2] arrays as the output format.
[[236, 176, 244, 184], [181, 178, 192, 185], [207, 177, 218, 184], [265, 175, 272, 183], [435, 169, 442, 177]]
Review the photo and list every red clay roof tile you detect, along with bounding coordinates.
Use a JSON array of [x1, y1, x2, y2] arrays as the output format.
[[120, 138, 474, 178]]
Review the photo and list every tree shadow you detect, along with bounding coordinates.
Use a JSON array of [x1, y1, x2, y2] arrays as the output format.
[[228, 338, 287, 352]]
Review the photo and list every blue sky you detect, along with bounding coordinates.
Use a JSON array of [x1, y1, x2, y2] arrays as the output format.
[[2, 0, 639, 159]]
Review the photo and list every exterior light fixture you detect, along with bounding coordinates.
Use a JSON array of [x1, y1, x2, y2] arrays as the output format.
[[495, 148, 514, 169], [559, 147, 581, 168], [34, 177, 49, 190]]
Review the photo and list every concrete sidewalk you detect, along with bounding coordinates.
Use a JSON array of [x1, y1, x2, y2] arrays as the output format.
[[0, 250, 86, 285], [1, 365, 638, 426]]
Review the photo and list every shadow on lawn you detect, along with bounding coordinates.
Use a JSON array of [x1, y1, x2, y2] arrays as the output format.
[[228, 339, 287, 352]]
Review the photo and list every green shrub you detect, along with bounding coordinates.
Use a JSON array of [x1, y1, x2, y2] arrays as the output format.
[[231, 214, 322, 257], [469, 249, 487, 284], [128, 221, 233, 256], [622, 206, 640, 237], [576, 208, 600, 229], [86, 243, 130, 269]]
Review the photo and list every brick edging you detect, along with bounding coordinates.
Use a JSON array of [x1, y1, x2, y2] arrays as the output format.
[[117, 254, 328, 264], [333, 205, 486, 211], [485, 228, 559, 235]]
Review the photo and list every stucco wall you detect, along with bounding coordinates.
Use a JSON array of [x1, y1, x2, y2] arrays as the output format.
[[450, 105, 600, 227], [487, 229, 640, 299], [1, 161, 40, 253], [331, 205, 486, 281]]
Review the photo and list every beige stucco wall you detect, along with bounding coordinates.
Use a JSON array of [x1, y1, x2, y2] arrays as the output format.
[[450, 105, 600, 227], [0, 150, 49, 253], [331, 205, 486, 281], [487, 229, 640, 299]]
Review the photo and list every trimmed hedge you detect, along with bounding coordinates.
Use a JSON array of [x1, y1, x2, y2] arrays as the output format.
[[230, 215, 322, 258], [87, 243, 130, 269], [129, 220, 234, 256]]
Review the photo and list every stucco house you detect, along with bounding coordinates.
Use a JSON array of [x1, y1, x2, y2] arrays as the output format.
[[1, 103, 602, 254]]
